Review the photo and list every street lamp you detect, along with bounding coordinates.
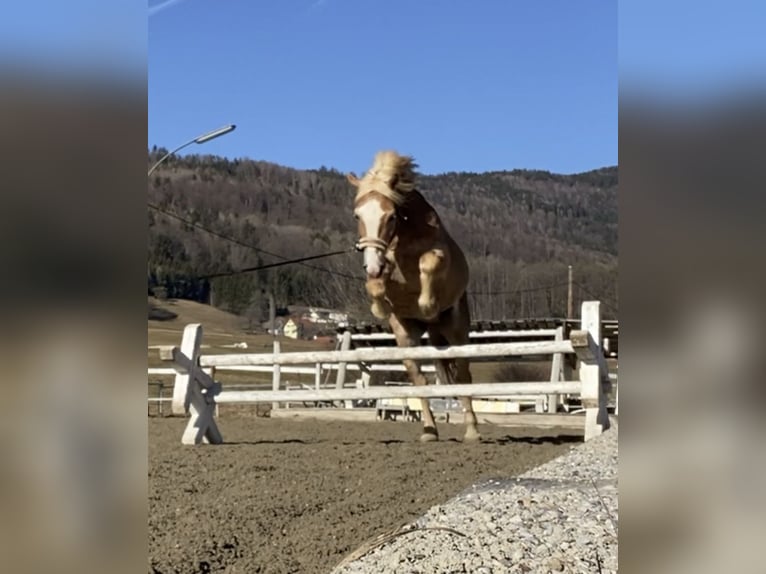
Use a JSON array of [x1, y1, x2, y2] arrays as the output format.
[[147, 124, 236, 176]]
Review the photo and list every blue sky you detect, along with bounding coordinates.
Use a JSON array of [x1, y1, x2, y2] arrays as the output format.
[[619, 1, 766, 103], [0, 0, 145, 80], [0, 2, 761, 173], [149, 0, 617, 175]]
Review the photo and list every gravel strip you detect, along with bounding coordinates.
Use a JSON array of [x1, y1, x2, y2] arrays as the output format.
[[333, 420, 618, 573]]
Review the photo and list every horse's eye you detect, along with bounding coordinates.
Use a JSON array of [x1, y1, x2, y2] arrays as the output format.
[[354, 214, 359, 220], [390, 213, 397, 221]]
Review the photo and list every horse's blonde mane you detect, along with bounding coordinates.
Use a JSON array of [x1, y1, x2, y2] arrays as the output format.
[[355, 150, 418, 206]]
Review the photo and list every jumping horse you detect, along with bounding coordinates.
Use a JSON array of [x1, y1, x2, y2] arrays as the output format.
[[348, 150, 480, 442]]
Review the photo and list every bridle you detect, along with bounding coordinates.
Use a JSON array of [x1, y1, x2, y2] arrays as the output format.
[[354, 236, 388, 252], [354, 209, 406, 253]]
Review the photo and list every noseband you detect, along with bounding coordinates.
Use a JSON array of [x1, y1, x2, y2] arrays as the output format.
[[355, 236, 389, 252], [354, 207, 407, 253]]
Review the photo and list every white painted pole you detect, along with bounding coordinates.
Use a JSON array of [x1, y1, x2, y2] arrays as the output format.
[[215, 382, 582, 404], [577, 302, 610, 440], [171, 324, 202, 415], [192, 340, 575, 368], [272, 340, 281, 411], [347, 329, 557, 342], [335, 331, 352, 407], [547, 326, 564, 414]]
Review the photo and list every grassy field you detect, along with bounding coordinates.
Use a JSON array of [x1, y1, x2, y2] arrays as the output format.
[[148, 298, 338, 397]]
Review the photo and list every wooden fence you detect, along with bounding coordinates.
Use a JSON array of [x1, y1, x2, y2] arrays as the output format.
[[156, 301, 612, 445]]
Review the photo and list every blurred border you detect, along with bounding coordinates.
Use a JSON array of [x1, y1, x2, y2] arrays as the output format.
[[0, 2, 146, 573], [620, 1, 766, 572]]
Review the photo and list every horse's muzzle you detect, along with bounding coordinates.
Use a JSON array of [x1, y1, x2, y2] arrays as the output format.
[[365, 266, 384, 279], [362, 248, 385, 279]]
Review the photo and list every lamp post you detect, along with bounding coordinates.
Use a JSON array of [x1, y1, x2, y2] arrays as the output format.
[[148, 124, 236, 176]]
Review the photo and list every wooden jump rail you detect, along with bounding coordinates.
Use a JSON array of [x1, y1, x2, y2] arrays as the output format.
[[159, 302, 612, 445]]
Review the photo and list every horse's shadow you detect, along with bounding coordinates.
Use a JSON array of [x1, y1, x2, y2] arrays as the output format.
[[222, 435, 581, 446], [488, 434, 582, 446], [224, 439, 310, 445]]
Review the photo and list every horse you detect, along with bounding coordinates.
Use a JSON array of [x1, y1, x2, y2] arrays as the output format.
[[347, 150, 480, 443]]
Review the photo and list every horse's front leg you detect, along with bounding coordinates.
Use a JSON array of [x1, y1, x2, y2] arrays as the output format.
[[389, 315, 438, 442], [365, 277, 392, 319], [418, 249, 446, 320]]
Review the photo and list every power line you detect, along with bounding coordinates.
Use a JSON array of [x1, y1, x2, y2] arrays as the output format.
[[573, 281, 619, 314], [468, 282, 569, 296], [148, 202, 362, 281], [199, 251, 355, 280], [470, 280, 618, 316]]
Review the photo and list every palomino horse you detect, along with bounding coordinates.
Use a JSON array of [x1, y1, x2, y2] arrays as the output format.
[[348, 150, 480, 442]]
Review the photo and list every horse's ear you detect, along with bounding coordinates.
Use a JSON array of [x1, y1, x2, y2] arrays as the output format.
[[346, 173, 360, 187]]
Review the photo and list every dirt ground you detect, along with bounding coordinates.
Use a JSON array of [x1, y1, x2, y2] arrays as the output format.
[[149, 414, 580, 574]]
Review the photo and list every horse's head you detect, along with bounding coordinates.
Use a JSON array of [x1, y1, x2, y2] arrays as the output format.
[[348, 151, 417, 279], [350, 181, 398, 278]]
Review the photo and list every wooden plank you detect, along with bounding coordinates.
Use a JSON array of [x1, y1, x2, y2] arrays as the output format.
[[189, 363, 437, 374], [335, 330, 352, 389], [158, 346, 176, 361], [148, 367, 177, 375], [181, 380, 223, 445], [271, 340, 281, 411], [171, 324, 202, 415], [547, 326, 564, 414], [575, 302, 610, 441], [346, 329, 558, 342], [569, 330, 596, 359], [213, 365, 319, 375], [215, 382, 582, 404], [269, 408, 586, 430], [193, 340, 575, 367]]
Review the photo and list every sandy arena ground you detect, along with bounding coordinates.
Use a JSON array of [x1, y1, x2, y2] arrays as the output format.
[[149, 413, 580, 573]]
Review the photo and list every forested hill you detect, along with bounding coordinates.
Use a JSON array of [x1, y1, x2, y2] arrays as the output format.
[[147, 150, 617, 322]]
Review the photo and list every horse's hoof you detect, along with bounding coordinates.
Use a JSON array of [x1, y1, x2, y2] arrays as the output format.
[[463, 428, 482, 443], [420, 429, 439, 442]]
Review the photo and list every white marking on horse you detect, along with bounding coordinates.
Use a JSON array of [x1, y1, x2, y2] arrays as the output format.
[[357, 199, 386, 277]]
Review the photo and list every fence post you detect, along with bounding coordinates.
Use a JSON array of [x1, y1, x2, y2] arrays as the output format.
[[314, 362, 322, 390], [172, 324, 202, 415], [209, 367, 218, 418], [575, 302, 611, 440], [335, 330, 352, 407], [547, 326, 564, 413], [272, 340, 281, 412]]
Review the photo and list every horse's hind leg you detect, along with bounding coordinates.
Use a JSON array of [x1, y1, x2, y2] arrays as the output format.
[[432, 355, 480, 442], [389, 314, 439, 442], [436, 297, 481, 442], [455, 357, 480, 442]]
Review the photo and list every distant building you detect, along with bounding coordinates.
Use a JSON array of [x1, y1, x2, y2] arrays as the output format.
[[295, 306, 350, 325], [283, 318, 300, 339]]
